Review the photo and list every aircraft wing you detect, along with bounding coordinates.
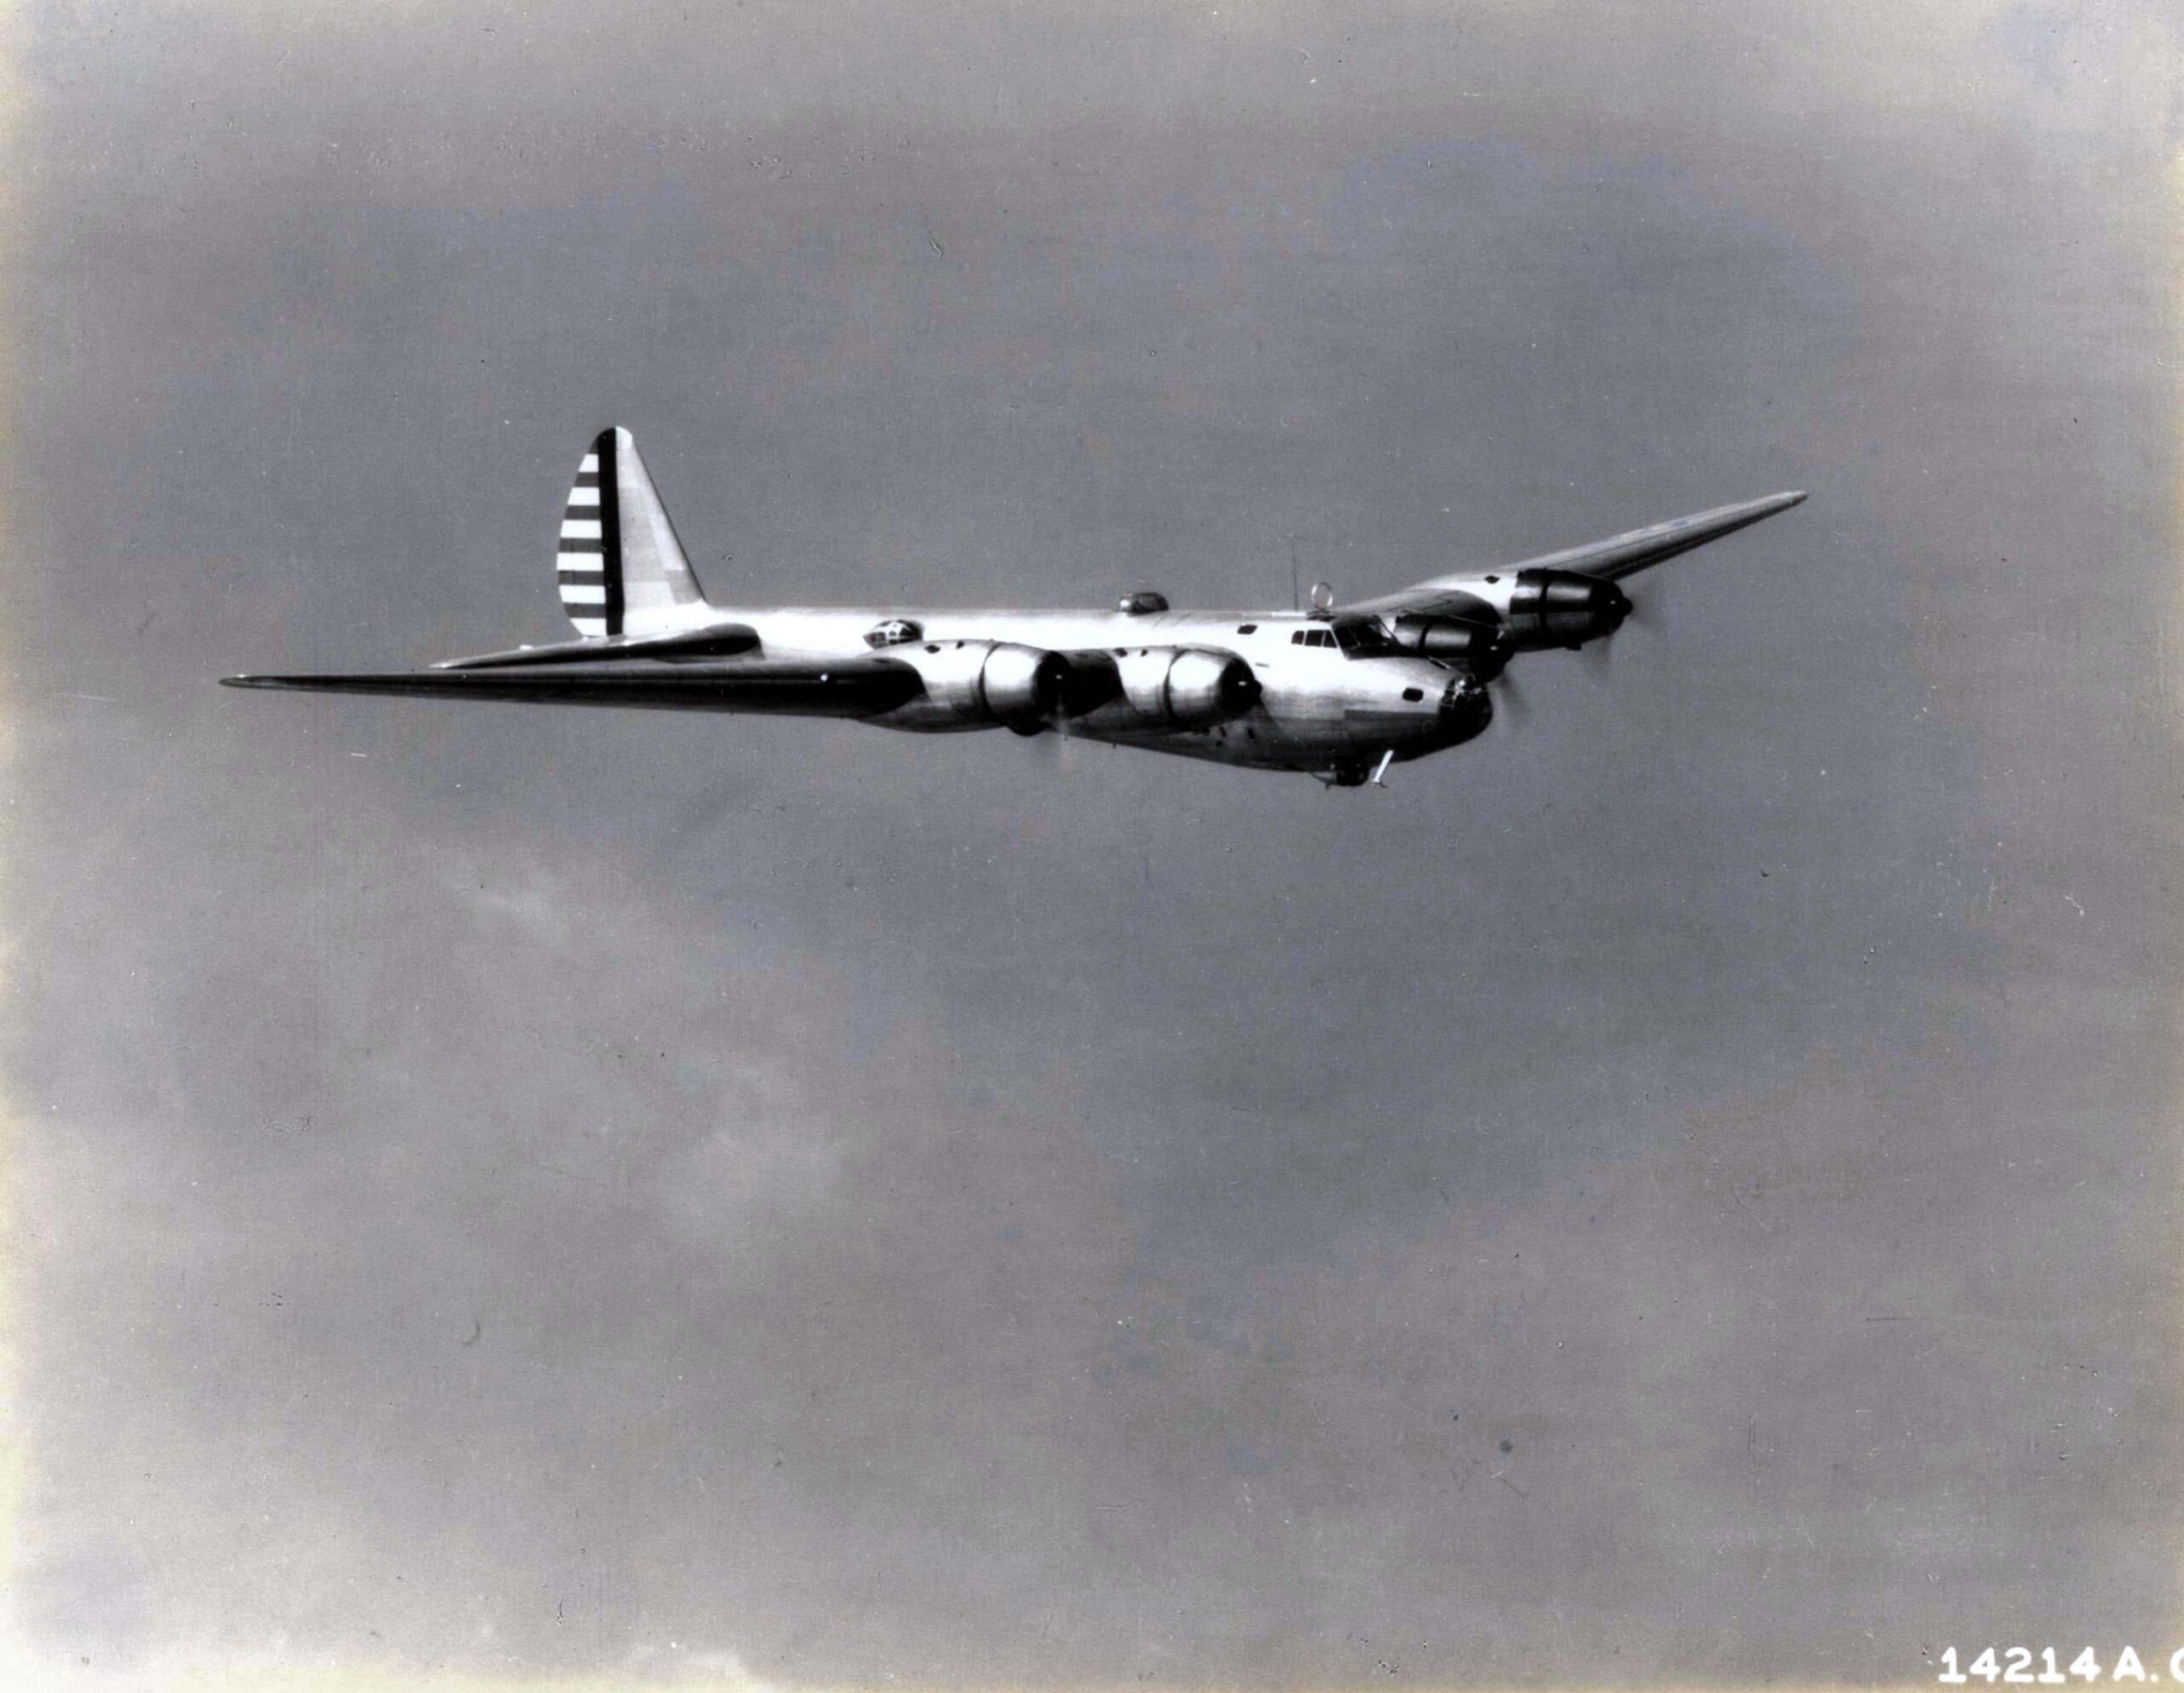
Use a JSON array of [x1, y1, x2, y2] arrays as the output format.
[[430, 624, 762, 669], [1350, 490, 1806, 617], [220, 658, 924, 718]]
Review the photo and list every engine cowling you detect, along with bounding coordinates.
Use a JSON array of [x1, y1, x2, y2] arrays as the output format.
[[1389, 614, 1513, 679], [1092, 647, 1261, 730], [1505, 568, 1630, 647], [891, 640, 1072, 731]]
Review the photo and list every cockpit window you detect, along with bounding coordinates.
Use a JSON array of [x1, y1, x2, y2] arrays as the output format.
[[1331, 618, 1394, 655], [863, 618, 923, 649], [1291, 627, 1340, 649]]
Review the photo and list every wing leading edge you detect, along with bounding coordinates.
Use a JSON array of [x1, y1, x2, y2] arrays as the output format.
[[1352, 490, 1807, 617], [220, 660, 924, 718]]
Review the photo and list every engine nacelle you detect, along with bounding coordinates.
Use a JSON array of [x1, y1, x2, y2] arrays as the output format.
[[1073, 647, 1260, 731], [1389, 614, 1512, 679], [1505, 568, 1630, 647], [888, 640, 1072, 732]]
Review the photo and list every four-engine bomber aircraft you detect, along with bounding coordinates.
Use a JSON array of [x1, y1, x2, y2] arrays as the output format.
[[225, 428, 1806, 787]]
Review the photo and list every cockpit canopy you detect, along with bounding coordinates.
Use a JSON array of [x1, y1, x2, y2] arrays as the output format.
[[1118, 591, 1169, 615], [863, 618, 924, 649], [1292, 617, 1396, 656]]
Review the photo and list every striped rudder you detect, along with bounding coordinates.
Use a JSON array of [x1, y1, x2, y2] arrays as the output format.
[[555, 427, 709, 639], [558, 430, 623, 637]]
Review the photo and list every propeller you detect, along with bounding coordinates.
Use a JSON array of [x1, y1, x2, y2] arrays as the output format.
[[1025, 719, 1089, 777], [1577, 575, 1638, 675], [1491, 663, 1529, 720], [1613, 582, 1659, 640]]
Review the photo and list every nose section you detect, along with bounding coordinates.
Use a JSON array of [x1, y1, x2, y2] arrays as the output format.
[[1439, 674, 1493, 741]]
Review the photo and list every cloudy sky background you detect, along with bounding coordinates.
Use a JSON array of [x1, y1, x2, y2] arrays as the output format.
[[7, 0, 2181, 1683]]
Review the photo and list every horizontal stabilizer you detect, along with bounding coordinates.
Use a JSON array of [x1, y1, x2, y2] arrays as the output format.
[[221, 660, 922, 718], [434, 624, 761, 670]]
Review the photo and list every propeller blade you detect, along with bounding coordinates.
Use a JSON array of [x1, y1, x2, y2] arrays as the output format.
[[1029, 723, 1080, 776]]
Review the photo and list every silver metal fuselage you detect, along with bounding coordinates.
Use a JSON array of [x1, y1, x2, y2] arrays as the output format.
[[225, 431, 1804, 788], [710, 603, 1484, 774]]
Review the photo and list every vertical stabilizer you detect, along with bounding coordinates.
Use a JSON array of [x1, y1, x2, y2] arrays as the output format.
[[556, 428, 707, 637]]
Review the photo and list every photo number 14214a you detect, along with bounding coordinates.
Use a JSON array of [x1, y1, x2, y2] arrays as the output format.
[[1937, 1649, 2184, 1685]]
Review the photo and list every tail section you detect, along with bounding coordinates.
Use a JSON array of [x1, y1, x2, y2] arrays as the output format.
[[557, 428, 709, 637]]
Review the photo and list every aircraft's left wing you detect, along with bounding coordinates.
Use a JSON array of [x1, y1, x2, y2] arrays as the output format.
[[1350, 490, 1806, 618], [221, 659, 925, 718]]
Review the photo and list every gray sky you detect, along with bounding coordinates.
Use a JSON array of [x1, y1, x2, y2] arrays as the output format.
[[9, 0, 2181, 1684]]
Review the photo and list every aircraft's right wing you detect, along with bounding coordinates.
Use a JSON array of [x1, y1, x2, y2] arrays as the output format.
[[220, 658, 924, 718]]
